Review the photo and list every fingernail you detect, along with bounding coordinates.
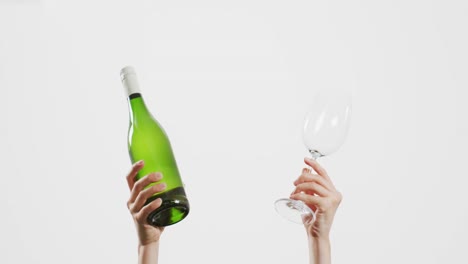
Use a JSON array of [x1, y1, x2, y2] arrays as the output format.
[[137, 160, 144, 165]]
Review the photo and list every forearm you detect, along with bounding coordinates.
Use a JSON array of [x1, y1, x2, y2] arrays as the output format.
[[308, 236, 331, 264], [138, 241, 160, 264]]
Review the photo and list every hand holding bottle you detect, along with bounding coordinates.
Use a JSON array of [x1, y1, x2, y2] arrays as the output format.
[[126, 160, 167, 246]]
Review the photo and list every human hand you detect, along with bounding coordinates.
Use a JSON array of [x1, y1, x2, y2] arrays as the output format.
[[126, 160, 167, 246], [290, 158, 342, 240]]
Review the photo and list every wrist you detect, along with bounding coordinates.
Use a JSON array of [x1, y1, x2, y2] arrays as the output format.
[[135, 224, 163, 246], [139, 240, 159, 249], [309, 235, 330, 244], [308, 234, 331, 252]]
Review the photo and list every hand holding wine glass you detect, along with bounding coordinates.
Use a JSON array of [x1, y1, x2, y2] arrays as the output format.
[[290, 158, 343, 264], [291, 157, 342, 238], [275, 90, 351, 224]]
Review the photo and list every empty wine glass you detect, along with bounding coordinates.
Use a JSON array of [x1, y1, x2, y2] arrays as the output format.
[[274, 89, 352, 224]]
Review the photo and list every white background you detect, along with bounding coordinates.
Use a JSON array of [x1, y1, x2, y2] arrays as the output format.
[[1, 0, 467, 263]]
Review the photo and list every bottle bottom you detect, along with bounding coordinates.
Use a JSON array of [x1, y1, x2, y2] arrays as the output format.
[[146, 187, 190, 227]]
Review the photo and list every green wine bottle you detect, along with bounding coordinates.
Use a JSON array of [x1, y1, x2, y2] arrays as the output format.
[[120, 66, 189, 227]]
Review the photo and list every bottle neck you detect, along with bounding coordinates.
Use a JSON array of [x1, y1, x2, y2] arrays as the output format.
[[127, 93, 150, 124], [121, 67, 149, 124]]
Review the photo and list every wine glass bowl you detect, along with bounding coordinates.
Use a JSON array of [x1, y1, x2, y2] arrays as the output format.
[[274, 89, 352, 225], [303, 90, 352, 157]]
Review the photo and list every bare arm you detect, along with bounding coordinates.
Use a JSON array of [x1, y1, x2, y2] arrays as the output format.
[[138, 242, 160, 264], [308, 237, 331, 264]]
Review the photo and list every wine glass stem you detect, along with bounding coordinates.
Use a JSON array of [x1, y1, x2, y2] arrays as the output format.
[[309, 149, 322, 160], [307, 149, 323, 222]]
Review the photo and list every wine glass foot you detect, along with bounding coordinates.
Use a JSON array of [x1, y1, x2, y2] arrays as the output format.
[[274, 198, 315, 224]]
